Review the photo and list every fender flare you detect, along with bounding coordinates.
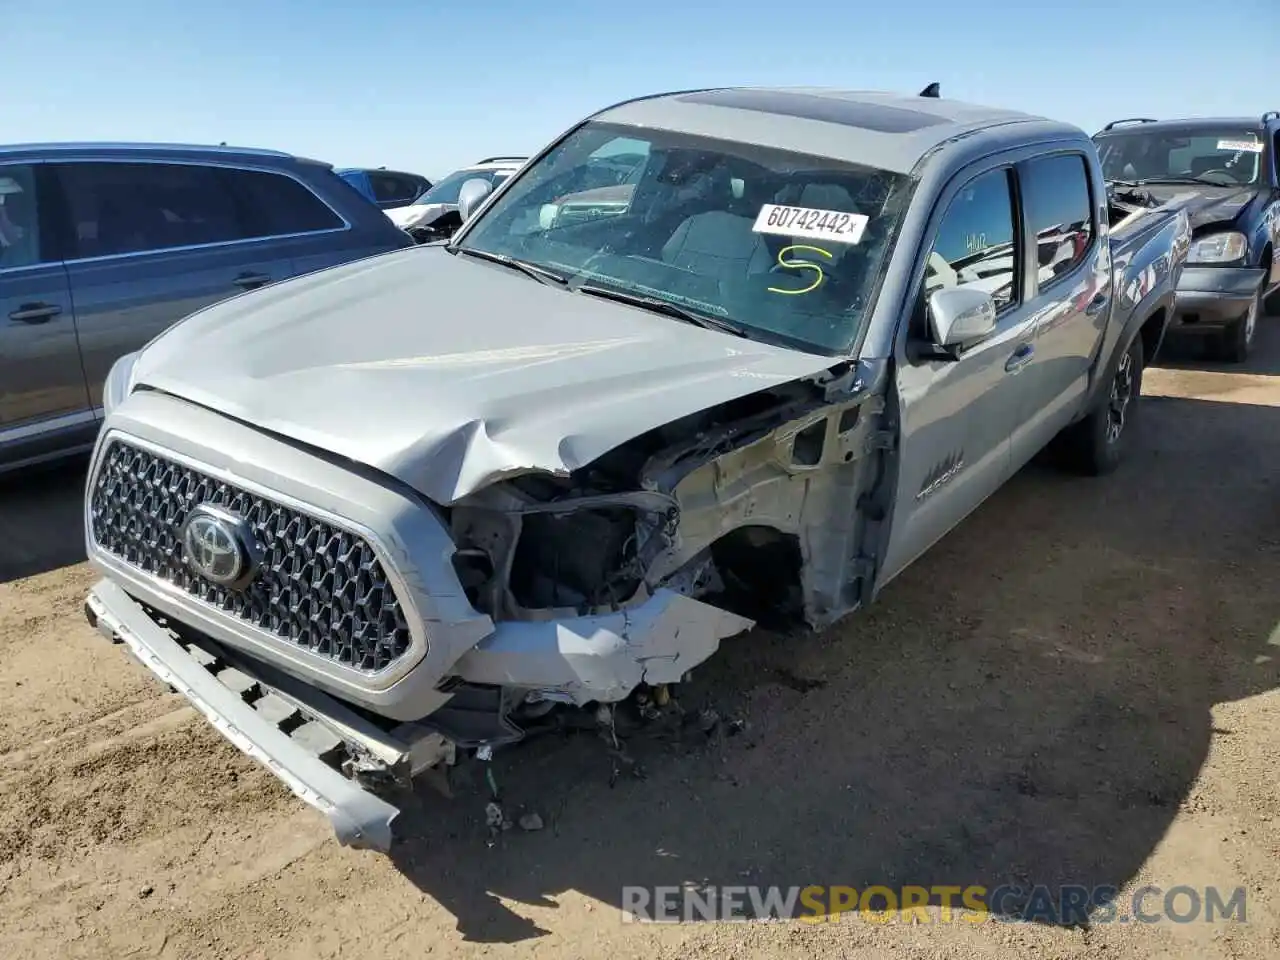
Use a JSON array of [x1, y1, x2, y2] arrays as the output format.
[[1079, 288, 1175, 418]]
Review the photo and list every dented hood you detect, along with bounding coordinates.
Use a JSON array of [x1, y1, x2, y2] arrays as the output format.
[[131, 247, 835, 505], [1139, 184, 1260, 231]]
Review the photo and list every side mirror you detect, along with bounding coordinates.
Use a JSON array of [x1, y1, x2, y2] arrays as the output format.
[[457, 178, 494, 223], [927, 286, 997, 349]]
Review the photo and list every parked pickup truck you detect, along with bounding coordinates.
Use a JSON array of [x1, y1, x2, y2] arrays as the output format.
[[83, 86, 1191, 852], [1093, 113, 1280, 362]]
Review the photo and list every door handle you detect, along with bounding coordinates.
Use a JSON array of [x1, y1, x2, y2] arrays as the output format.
[[9, 302, 62, 324], [233, 272, 272, 290], [1005, 343, 1034, 372]]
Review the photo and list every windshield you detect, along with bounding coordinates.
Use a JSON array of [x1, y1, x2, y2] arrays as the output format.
[[452, 121, 914, 356], [414, 168, 492, 206], [1096, 128, 1263, 186]]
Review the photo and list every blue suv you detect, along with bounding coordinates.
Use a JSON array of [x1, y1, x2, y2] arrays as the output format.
[[0, 142, 415, 472]]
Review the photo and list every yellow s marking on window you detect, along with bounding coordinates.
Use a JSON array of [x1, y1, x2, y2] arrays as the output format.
[[768, 244, 833, 295]]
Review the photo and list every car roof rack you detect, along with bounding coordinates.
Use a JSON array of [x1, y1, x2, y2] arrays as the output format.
[[1101, 118, 1158, 131], [476, 156, 527, 165]]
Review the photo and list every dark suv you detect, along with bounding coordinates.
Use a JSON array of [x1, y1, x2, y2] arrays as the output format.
[[1093, 113, 1280, 362], [0, 142, 415, 472]]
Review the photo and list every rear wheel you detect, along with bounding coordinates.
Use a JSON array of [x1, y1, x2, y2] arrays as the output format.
[[1059, 334, 1144, 476], [1214, 287, 1261, 363]]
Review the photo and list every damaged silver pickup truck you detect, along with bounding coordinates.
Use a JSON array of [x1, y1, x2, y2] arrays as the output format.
[[83, 86, 1192, 852]]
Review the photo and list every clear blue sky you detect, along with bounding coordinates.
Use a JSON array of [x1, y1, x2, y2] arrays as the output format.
[[5, 0, 1276, 180]]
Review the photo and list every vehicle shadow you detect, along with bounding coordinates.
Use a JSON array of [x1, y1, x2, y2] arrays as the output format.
[[0, 458, 90, 584], [386, 386, 1280, 940]]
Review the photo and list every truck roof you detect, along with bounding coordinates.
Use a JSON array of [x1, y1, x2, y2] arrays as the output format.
[[594, 86, 1076, 174]]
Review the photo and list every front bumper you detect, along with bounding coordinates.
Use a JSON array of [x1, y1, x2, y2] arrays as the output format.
[[1170, 265, 1266, 332], [85, 577, 408, 851], [87, 573, 754, 850], [453, 591, 754, 703]]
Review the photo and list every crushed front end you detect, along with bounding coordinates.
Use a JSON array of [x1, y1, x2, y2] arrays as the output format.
[[85, 360, 891, 851]]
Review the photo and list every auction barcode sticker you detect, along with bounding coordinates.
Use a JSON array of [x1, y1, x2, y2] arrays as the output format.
[[1217, 139, 1263, 153], [752, 204, 869, 244]]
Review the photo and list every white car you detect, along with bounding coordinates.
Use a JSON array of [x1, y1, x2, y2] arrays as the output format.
[[387, 157, 526, 237]]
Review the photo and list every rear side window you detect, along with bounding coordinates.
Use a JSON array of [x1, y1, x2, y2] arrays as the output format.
[[223, 168, 346, 237], [1020, 153, 1094, 290], [57, 161, 243, 258], [924, 167, 1019, 313]]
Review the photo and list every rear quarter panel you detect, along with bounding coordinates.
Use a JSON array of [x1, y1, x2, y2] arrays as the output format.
[[1077, 202, 1189, 416]]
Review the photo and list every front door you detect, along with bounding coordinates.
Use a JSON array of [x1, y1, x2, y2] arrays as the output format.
[[0, 162, 91, 462], [876, 163, 1042, 590]]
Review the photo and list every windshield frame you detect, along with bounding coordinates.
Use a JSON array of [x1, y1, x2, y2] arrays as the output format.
[[448, 119, 917, 358], [1094, 125, 1266, 187]]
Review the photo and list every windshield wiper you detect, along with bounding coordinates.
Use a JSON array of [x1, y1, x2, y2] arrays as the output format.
[[1132, 176, 1234, 188], [451, 247, 569, 287], [575, 283, 751, 338]]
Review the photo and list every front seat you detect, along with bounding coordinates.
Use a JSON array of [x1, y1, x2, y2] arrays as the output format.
[[660, 176, 775, 282]]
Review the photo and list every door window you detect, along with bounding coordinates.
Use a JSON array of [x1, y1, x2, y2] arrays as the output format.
[[221, 168, 346, 236], [923, 167, 1019, 312], [0, 164, 43, 269], [58, 162, 244, 258], [1020, 153, 1094, 291]]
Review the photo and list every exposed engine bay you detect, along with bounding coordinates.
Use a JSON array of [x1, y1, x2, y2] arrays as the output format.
[[444, 360, 895, 632], [1107, 183, 1165, 227]]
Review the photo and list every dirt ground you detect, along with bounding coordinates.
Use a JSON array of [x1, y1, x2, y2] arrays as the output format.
[[2, 327, 1279, 960]]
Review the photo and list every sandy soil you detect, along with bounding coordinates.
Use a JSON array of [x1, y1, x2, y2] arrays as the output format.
[[2, 327, 1279, 960]]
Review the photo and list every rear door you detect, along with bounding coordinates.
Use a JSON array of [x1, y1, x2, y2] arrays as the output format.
[[0, 161, 90, 460], [876, 161, 1042, 589], [1009, 151, 1109, 469], [53, 159, 293, 410]]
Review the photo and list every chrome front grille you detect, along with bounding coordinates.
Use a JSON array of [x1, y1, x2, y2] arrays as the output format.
[[89, 439, 413, 673]]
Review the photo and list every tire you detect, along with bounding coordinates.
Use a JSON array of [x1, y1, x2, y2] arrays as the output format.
[[1265, 283, 1280, 317], [1059, 334, 1144, 476], [1214, 286, 1261, 364]]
